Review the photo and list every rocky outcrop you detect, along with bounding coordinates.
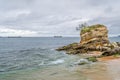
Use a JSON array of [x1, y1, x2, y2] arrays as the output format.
[[56, 24, 120, 57], [74, 24, 112, 53], [56, 43, 79, 51], [102, 42, 120, 56], [80, 24, 110, 49]]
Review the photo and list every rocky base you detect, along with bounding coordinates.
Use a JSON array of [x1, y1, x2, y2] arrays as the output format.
[[56, 24, 120, 64], [56, 42, 120, 56]]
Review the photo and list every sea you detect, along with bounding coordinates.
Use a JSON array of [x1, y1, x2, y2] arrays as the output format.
[[0, 37, 120, 80]]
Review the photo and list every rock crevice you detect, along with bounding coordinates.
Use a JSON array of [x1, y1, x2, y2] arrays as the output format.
[[56, 24, 120, 56]]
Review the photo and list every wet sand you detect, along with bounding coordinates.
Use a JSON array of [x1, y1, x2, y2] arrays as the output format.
[[98, 56, 120, 61], [105, 58, 120, 80], [32, 58, 120, 80], [38, 58, 120, 80]]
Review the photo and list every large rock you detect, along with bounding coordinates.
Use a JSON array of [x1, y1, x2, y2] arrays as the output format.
[[102, 47, 120, 56], [74, 24, 113, 53], [56, 24, 120, 56], [80, 24, 110, 50], [56, 43, 79, 51]]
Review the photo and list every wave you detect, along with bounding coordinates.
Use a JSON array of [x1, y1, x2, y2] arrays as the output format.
[[50, 59, 65, 65], [0, 47, 67, 73], [74, 59, 89, 65]]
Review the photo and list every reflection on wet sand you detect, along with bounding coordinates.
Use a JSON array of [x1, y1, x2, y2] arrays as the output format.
[[1, 58, 120, 80], [106, 59, 120, 80], [38, 59, 120, 80], [76, 62, 113, 80]]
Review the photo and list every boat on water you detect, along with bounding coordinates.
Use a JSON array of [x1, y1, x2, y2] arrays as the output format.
[[53, 36, 62, 38], [7, 36, 22, 38]]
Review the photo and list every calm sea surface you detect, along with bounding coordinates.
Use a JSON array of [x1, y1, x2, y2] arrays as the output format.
[[0, 37, 120, 80]]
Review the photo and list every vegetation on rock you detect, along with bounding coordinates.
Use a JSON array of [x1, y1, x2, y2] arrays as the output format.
[[81, 24, 105, 35], [56, 43, 79, 51], [56, 24, 120, 64], [86, 57, 98, 62]]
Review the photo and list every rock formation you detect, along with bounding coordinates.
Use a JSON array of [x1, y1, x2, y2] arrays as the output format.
[[80, 24, 109, 49], [56, 24, 120, 57]]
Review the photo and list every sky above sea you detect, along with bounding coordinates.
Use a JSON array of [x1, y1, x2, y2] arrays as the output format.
[[0, 0, 120, 37]]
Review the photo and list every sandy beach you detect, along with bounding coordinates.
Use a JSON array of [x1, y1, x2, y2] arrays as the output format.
[[0, 0, 120, 80], [1, 56, 120, 80], [38, 58, 120, 80], [25, 58, 120, 80]]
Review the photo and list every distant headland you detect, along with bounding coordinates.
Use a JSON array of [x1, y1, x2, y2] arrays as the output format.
[[0, 36, 22, 38]]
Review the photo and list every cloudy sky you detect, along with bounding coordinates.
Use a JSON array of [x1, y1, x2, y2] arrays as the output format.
[[0, 0, 120, 37]]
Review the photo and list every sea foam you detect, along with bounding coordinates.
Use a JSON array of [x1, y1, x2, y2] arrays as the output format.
[[51, 59, 64, 64]]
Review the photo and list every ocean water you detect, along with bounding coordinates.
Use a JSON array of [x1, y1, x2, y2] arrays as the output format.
[[0, 37, 120, 80]]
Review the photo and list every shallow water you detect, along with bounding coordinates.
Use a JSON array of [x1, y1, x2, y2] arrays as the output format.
[[1, 60, 120, 80], [0, 37, 120, 80]]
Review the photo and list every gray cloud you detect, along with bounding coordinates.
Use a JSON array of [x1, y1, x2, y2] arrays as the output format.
[[0, 0, 120, 37]]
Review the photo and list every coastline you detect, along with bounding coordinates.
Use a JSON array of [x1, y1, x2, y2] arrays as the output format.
[[54, 24, 120, 80], [38, 58, 120, 80], [1, 56, 120, 80], [0, 35, 120, 80]]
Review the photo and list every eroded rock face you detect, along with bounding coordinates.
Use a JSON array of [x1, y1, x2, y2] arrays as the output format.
[[102, 47, 120, 56], [56, 24, 120, 56], [80, 24, 110, 49]]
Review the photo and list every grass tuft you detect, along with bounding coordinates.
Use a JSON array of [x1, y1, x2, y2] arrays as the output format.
[[81, 24, 105, 34]]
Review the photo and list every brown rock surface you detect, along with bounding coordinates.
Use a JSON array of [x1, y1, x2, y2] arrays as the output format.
[[76, 24, 114, 53], [80, 24, 109, 48], [56, 24, 120, 56]]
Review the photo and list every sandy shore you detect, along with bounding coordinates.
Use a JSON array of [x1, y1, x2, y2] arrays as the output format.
[[1, 57, 120, 80], [39, 58, 120, 80], [31, 57, 120, 80], [106, 59, 120, 80]]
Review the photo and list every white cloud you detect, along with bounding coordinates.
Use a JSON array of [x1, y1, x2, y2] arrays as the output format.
[[7, 10, 31, 18], [0, 0, 120, 36], [0, 27, 37, 37], [0, 9, 31, 21]]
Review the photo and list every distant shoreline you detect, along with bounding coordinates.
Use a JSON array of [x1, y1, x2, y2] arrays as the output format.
[[0, 36, 119, 39]]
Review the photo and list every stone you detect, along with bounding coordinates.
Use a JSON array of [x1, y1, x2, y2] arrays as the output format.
[[86, 57, 98, 62], [80, 24, 110, 51], [111, 42, 120, 48], [102, 47, 120, 56], [56, 24, 120, 57], [74, 59, 89, 65], [56, 43, 79, 51]]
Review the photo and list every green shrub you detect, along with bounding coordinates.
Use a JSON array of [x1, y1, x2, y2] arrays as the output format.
[[81, 24, 105, 34], [113, 53, 120, 57], [86, 57, 97, 62]]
